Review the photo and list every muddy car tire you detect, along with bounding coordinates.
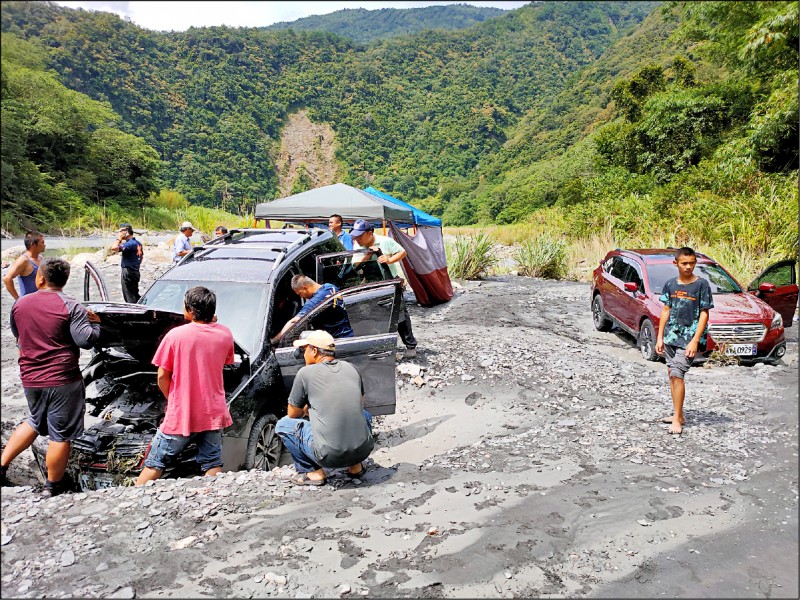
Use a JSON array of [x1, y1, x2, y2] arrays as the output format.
[[244, 414, 283, 471], [592, 295, 613, 332], [638, 318, 659, 362]]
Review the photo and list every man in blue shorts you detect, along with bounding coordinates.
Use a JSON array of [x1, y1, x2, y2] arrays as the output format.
[[271, 275, 354, 343], [655, 247, 714, 435]]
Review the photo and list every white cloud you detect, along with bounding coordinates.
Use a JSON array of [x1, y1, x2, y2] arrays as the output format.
[[54, 1, 529, 32]]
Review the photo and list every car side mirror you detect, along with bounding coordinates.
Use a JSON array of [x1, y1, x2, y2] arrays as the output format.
[[758, 282, 777, 293], [624, 282, 638, 293]]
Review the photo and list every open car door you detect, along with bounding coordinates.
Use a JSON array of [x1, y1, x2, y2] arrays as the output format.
[[84, 260, 110, 302], [748, 260, 798, 326], [274, 282, 401, 415]]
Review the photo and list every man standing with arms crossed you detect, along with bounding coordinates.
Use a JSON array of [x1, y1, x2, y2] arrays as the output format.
[[655, 247, 714, 435], [3, 230, 45, 300], [108, 222, 143, 303], [1, 258, 101, 495]]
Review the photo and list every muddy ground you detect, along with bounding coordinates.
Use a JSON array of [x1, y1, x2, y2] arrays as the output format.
[[1, 254, 798, 599]]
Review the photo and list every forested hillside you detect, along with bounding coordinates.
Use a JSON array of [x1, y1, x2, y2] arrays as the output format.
[[1, 0, 796, 270], [263, 4, 505, 44], [0, 0, 655, 217]]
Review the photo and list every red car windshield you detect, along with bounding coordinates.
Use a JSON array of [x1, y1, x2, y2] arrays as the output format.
[[647, 263, 742, 295]]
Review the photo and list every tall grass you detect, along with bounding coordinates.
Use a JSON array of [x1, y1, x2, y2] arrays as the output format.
[[513, 235, 568, 279], [446, 232, 498, 280]]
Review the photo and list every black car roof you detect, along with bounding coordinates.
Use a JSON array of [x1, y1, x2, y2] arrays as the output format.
[[160, 228, 336, 283]]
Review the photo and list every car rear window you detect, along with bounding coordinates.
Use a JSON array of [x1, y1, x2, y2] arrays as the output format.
[[647, 263, 742, 295], [141, 281, 267, 354]]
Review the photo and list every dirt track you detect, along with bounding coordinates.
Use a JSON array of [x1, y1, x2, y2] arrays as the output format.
[[1, 262, 798, 598]]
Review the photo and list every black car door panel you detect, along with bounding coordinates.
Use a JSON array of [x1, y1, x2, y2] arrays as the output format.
[[274, 332, 398, 416]]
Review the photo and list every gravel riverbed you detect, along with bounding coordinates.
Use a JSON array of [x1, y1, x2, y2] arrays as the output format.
[[1, 249, 797, 598]]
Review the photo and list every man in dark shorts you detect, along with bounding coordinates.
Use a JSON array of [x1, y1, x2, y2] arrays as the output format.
[[276, 331, 374, 486], [271, 274, 354, 343], [655, 247, 714, 434], [108, 222, 143, 303], [1, 258, 101, 495]]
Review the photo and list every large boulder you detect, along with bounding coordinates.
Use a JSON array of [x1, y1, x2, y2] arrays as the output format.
[[70, 250, 106, 269], [1, 245, 25, 262]]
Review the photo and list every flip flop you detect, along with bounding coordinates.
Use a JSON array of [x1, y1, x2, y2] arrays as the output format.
[[292, 472, 326, 486], [347, 463, 367, 479]]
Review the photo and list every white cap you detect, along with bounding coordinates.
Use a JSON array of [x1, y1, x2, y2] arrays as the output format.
[[292, 330, 335, 350], [180, 221, 194, 231]]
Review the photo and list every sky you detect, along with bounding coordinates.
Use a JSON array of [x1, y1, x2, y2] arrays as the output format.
[[53, 1, 530, 32]]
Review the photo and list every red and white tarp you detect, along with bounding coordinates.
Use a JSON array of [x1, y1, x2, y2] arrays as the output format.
[[389, 221, 453, 307]]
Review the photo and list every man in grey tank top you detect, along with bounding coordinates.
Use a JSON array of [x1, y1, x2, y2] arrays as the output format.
[[3, 230, 45, 300], [276, 330, 374, 486]]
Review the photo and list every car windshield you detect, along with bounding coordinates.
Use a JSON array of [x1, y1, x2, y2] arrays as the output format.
[[647, 263, 742, 295], [141, 281, 267, 354]]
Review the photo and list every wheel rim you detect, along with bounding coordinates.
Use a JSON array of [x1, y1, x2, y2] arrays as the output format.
[[641, 324, 653, 357], [254, 423, 282, 471], [592, 298, 603, 325]]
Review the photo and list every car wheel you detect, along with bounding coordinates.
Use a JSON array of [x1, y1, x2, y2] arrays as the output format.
[[592, 295, 613, 332], [638, 319, 659, 361], [244, 414, 283, 471]]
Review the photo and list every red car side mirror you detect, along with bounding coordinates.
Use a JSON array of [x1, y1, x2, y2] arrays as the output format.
[[624, 282, 638, 293], [758, 282, 777, 293]]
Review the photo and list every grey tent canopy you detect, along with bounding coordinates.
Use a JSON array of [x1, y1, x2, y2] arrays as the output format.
[[254, 183, 414, 225]]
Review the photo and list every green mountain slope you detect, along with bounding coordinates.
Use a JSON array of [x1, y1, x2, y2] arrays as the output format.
[[262, 4, 505, 44], [0, 0, 657, 213]]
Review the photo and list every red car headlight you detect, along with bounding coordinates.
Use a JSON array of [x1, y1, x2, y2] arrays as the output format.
[[769, 312, 783, 331]]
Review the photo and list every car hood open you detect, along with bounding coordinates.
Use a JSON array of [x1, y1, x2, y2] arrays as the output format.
[[83, 302, 188, 363]]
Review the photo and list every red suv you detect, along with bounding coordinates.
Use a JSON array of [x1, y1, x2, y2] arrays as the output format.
[[591, 249, 797, 364]]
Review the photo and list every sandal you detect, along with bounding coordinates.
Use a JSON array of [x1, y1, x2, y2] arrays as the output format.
[[347, 463, 367, 479], [292, 472, 326, 486]]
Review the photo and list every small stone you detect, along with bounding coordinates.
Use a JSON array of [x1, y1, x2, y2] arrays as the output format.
[[637, 520, 651, 527], [504, 572, 513, 579], [66, 516, 84, 525], [170, 536, 197, 550], [158, 491, 174, 501], [108, 586, 136, 599], [136, 521, 150, 530], [96, 563, 108, 572], [557, 419, 576, 428], [60, 549, 76, 567], [338, 584, 351, 596], [461, 374, 475, 382], [1, 535, 12, 546]]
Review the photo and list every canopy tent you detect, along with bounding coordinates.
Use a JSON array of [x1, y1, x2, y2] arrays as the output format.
[[253, 183, 453, 306], [254, 183, 414, 226], [363, 187, 442, 227]]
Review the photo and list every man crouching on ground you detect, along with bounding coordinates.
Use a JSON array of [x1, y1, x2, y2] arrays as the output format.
[[136, 286, 234, 485], [276, 330, 374, 486]]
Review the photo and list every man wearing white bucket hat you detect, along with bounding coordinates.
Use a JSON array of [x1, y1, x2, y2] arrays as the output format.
[[173, 221, 194, 263]]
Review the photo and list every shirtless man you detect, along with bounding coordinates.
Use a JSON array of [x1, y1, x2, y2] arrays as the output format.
[[3, 231, 46, 301]]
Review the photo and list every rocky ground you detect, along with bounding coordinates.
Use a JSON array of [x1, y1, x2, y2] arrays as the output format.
[[1, 249, 798, 598]]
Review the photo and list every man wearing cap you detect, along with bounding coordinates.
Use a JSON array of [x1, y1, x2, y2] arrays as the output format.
[[109, 223, 143, 303], [275, 330, 374, 486], [350, 219, 418, 358], [173, 221, 194, 263]]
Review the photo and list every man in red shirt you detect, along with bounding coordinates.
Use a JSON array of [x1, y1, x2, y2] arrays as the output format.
[[135, 286, 235, 485], [1, 258, 101, 496]]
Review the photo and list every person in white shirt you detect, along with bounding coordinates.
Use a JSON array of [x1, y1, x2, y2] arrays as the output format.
[[173, 221, 194, 262]]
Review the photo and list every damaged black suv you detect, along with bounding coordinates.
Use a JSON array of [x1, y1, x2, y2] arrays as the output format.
[[32, 229, 403, 490]]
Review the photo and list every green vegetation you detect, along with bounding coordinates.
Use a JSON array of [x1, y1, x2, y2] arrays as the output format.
[[0, 0, 795, 278], [513, 236, 568, 279], [446, 232, 497, 280], [264, 4, 505, 44]]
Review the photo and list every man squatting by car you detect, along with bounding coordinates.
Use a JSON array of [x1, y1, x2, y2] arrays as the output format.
[[276, 330, 373, 486], [1, 258, 101, 496]]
